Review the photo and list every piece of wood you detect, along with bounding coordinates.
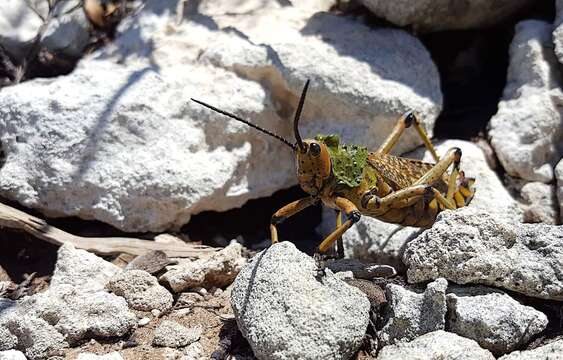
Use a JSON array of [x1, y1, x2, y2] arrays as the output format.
[[0, 202, 218, 258]]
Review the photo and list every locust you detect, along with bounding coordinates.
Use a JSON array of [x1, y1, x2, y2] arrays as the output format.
[[191, 80, 475, 256]]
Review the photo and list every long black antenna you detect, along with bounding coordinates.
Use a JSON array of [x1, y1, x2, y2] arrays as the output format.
[[190, 98, 297, 151], [293, 80, 310, 152]]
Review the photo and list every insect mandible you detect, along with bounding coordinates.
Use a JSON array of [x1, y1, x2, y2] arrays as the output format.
[[191, 80, 475, 256]]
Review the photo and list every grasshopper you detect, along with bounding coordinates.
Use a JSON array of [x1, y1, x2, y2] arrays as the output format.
[[191, 80, 475, 256]]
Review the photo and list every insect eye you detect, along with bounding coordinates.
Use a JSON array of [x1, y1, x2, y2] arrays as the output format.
[[309, 142, 321, 156]]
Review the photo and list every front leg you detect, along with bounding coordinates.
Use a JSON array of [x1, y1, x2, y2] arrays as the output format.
[[317, 197, 361, 253], [270, 196, 318, 244]]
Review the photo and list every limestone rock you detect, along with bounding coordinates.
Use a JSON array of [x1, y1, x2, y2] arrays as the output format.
[[446, 286, 548, 355], [230, 242, 370, 360], [106, 270, 173, 312], [498, 339, 563, 359], [0, 4, 441, 232], [51, 243, 121, 292], [489, 20, 563, 183], [377, 330, 495, 360], [556, 159, 563, 223], [152, 321, 201, 348], [0, 351, 27, 360], [404, 207, 563, 300], [378, 278, 447, 346], [161, 241, 246, 292], [520, 182, 559, 224], [331, 140, 522, 268], [358, 0, 533, 33]]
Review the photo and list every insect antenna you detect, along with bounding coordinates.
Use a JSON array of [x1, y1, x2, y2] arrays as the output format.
[[190, 98, 297, 151], [293, 79, 310, 153]]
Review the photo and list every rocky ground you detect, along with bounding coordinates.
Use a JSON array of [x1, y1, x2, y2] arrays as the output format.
[[0, 0, 562, 359]]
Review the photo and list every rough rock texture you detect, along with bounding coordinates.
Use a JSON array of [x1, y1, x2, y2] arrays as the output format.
[[161, 241, 246, 292], [446, 286, 548, 355], [0, 327, 17, 351], [76, 353, 125, 360], [404, 207, 563, 300], [0, 2, 441, 232], [106, 270, 173, 312], [0, 351, 27, 360], [489, 20, 563, 183], [0, 0, 90, 59], [553, 0, 563, 65], [557, 159, 563, 223], [378, 278, 447, 346], [231, 242, 370, 360], [498, 339, 563, 359], [359, 0, 533, 33], [521, 182, 560, 224], [331, 140, 522, 268], [377, 330, 495, 360], [152, 321, 201, 348], [51, 243, 121, 292]]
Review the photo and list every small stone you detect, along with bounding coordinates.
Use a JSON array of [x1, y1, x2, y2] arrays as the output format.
[[498, 339, 563, 359], [377, 330, 494, 360], [231, 242, 370, 360], [175, 292, 204, 308], [153, 321, 201, 348], [106, 270, 173, 312], [556, 159, 563, 224], [125, 250, 173, 274], [183, 342, 204, 360], [161, 241, 246, 292], [0, 350, 27, 360], [521, 182, 559, 224], [151, 309, 161, 318], [446, 286, 548, 355], [138, 317, 150, 326], [51, 243, 121, 292], [76, 352, 125, 360], [378, 278, 448, 346]]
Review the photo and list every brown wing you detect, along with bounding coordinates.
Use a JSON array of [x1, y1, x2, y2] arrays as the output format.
[[367, 153, 438, 190]]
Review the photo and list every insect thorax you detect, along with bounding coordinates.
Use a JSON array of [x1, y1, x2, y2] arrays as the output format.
[[315, 134, 368, 188]]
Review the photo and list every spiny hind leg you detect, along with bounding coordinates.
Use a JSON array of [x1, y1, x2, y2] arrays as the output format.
[[377, 111, 439, 162]]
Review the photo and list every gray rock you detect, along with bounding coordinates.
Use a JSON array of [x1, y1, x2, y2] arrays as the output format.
[[0, 0, 46, 59], [325, 259, 396, 279], [0, 5, 441, 232], [446, 286, 548, 355], [76, 353, 124, 360], [489, 20, 563, 183], [378, 278, 447, 346], [553, 0, 563, 65], [556, 159, 563, 223], [0, 327, 17, 351], [499, 339, 563, 359], [404, 207, 563, 300], [0, 350, 27, 360], [359, 0, 533, 33], [0, 313, 67, 360], [328, 140, 522, 268], [41, 0, 91, 57], [377, 330, 495, 360], [521, 182, 559, 224], [106, 270, 173, 312], [161, 241, 246, 292], [125, 250, 173, 274], [231, 242, 370, 360], [51, 243, 121, 292], [152, 321, 201, 348]]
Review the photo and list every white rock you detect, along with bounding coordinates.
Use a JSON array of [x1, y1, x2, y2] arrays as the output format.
[[106, 270, 173, 312], [446, 286, 548, 355], [76, 353, 124, 360], [0, 5, 441, 232], [556, 159, 563, 223], [51, 243, 121, 292], [0, 326, 17, 351], [230, 242, 370, 360], [520, 182, 559, 224], [0, 350, 27, 360], [553, 0, 563, 64], [138, 317, 150, 326], [498, 339, 563, 359], [378, 278, 447, 346], [358, 0, 533, 33], [404, 207, 563, 300], [0, 0, 46, 58], [489, 20, 563, 183], [161, 241, 246, 292], [330, 140, 522, 267], [152, 321, 201, 348], [182, 341, 204, 360], [377, 330, 495, 360]]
